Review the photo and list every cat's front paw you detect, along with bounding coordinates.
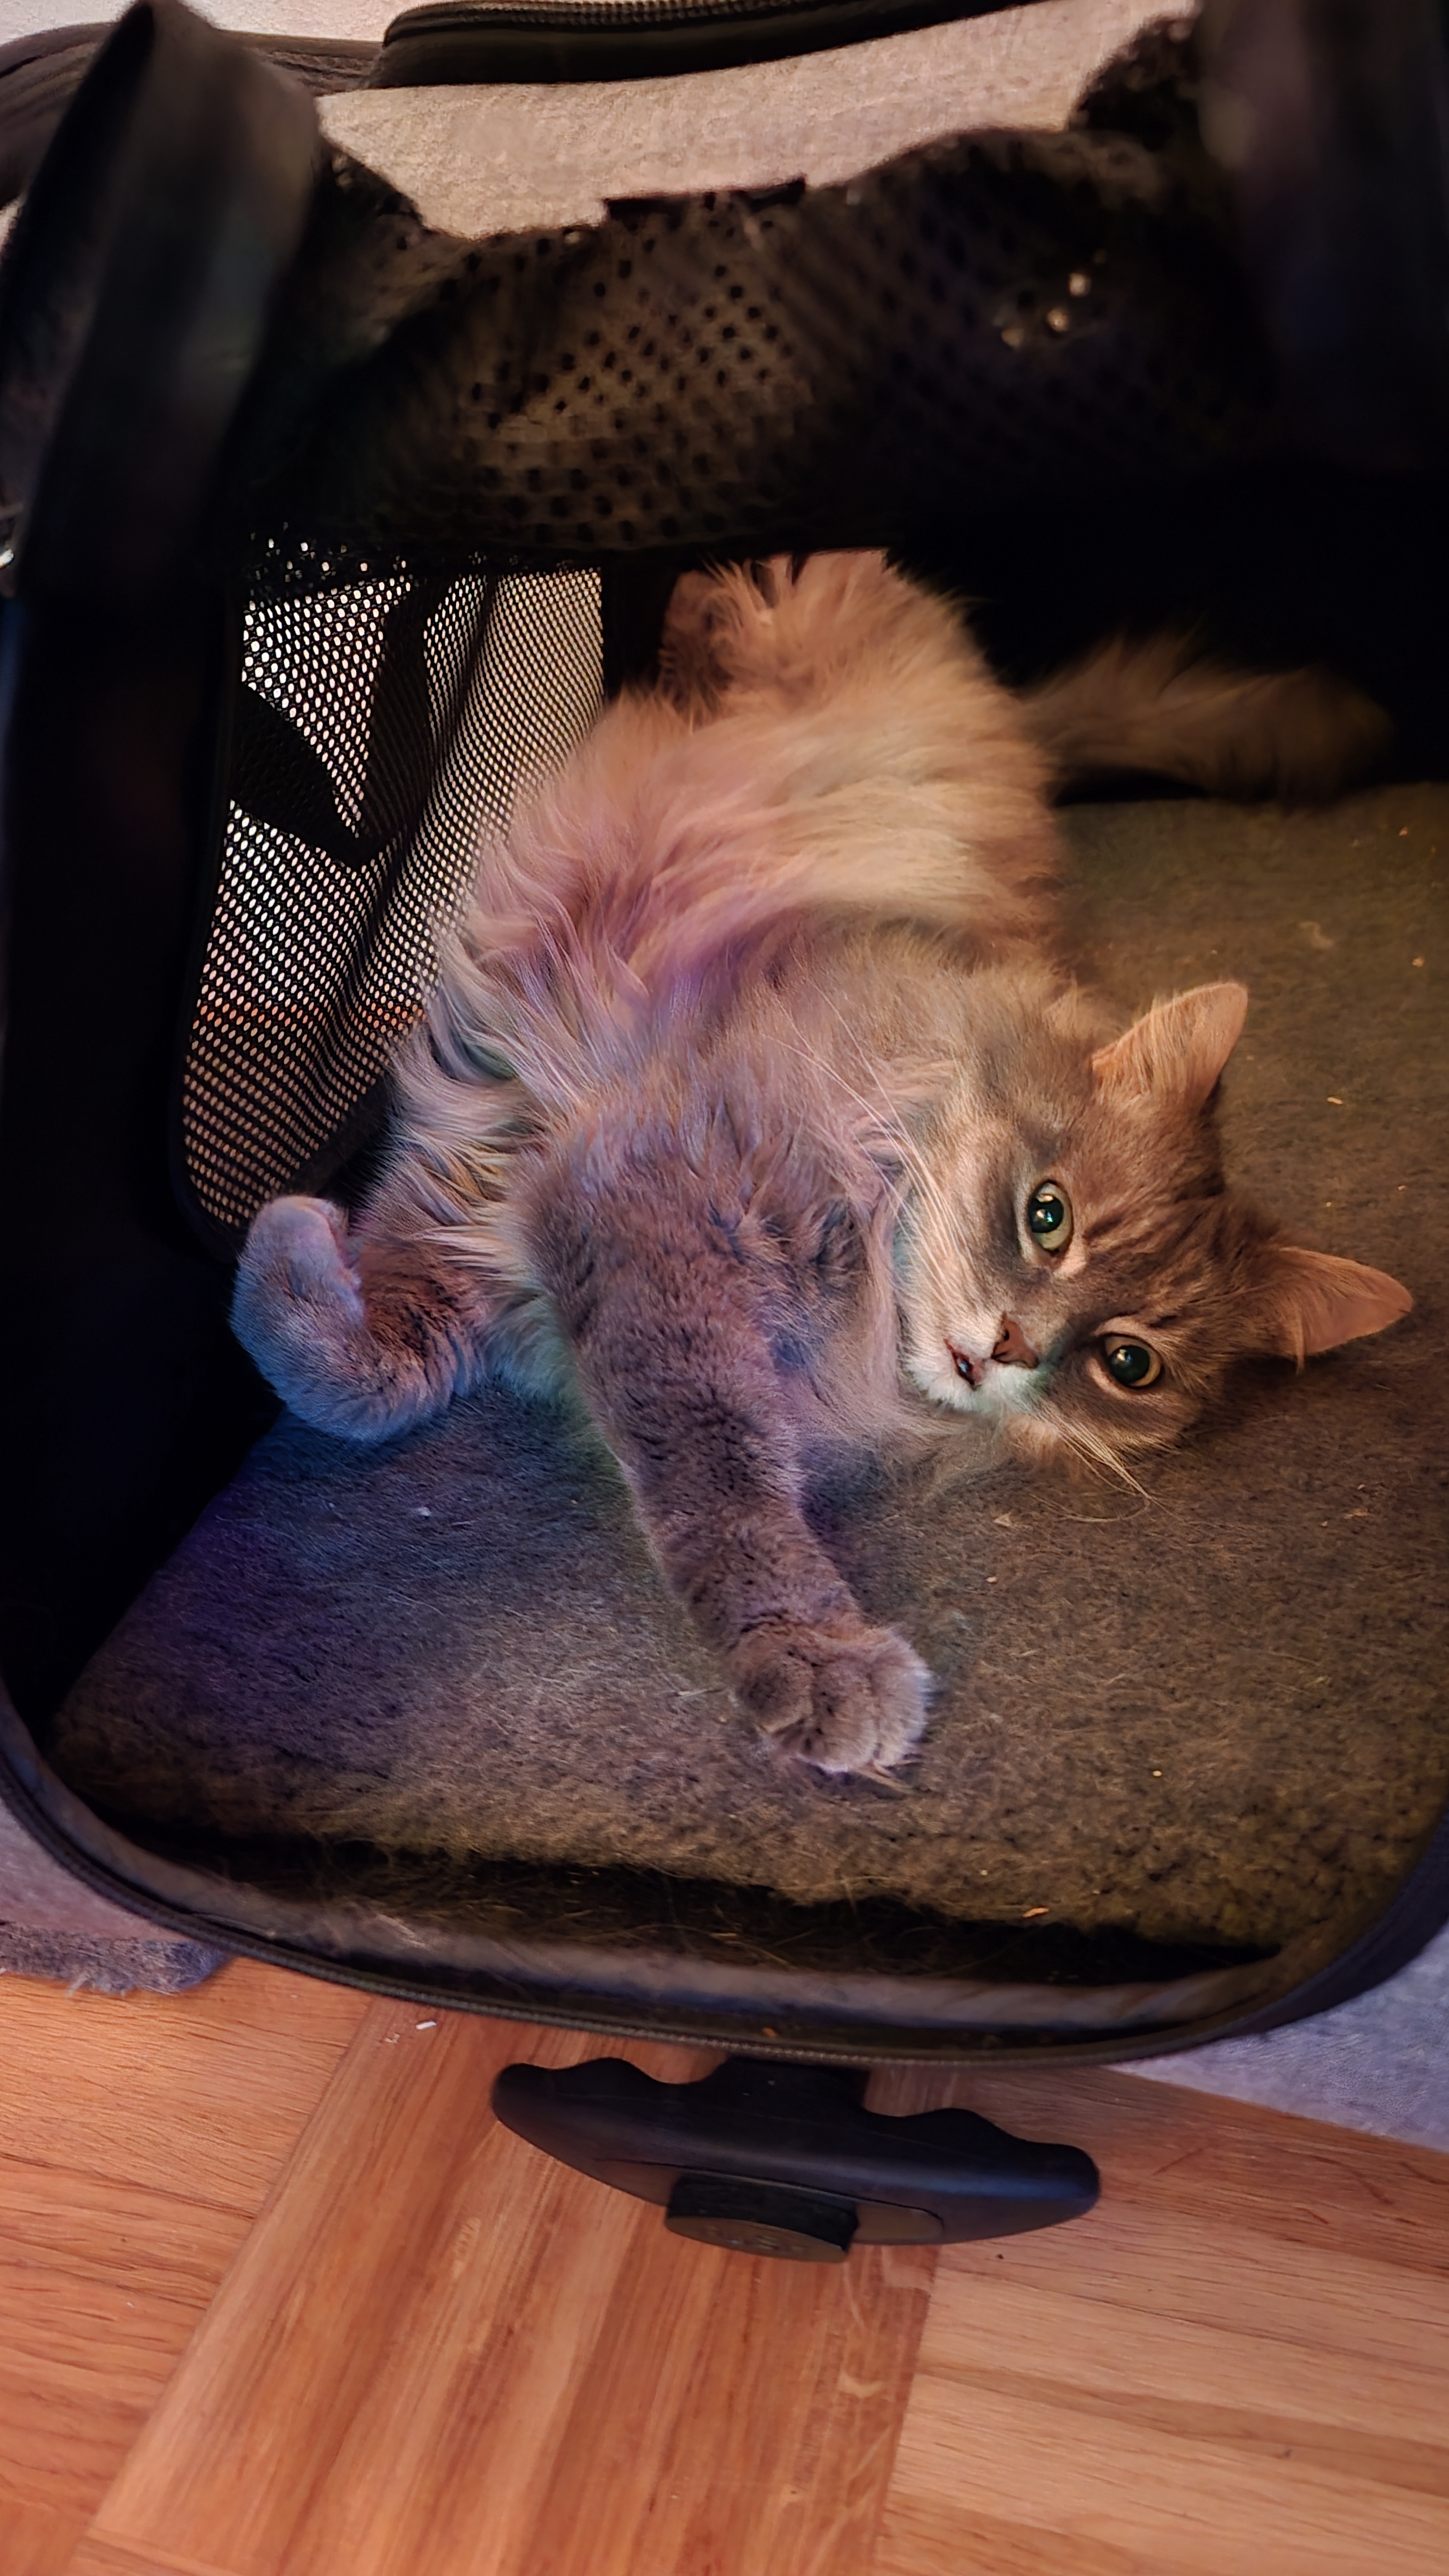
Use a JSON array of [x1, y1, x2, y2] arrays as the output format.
[[733, 1621, 932, 1777], [232, 1195, 364, 1409]]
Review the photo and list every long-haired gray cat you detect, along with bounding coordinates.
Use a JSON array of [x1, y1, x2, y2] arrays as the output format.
[[234, 552, 1410, 1779]]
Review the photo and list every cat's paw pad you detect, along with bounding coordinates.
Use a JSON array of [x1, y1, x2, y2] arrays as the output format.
[[734, 1623, 932, 1776], [232, 1197, 363, 1387]]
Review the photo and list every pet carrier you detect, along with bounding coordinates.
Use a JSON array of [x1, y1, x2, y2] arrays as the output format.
[[0, 0, 1444, 2254]]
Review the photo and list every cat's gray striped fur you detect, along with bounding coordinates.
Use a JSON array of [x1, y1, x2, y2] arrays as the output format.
[[234, 553, 1408, 1776]]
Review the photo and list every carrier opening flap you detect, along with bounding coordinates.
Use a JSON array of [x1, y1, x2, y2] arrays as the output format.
[[227, 16, 1271, 567]]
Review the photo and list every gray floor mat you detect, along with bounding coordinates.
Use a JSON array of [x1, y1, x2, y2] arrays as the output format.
[[1126, 1917, 1449, 2152]]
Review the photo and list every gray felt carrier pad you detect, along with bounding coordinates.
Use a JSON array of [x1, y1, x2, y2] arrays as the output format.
[[52, 789, 1448, 1962]]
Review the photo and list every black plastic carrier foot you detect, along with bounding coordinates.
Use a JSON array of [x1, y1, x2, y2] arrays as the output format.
[[491, 2056, 1099, 2259]]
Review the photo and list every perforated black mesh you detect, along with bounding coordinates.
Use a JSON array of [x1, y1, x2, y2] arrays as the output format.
[[231, 97, 1269, 571], [180, 564, 601, 1245], [181, 18, 1263, 1250]]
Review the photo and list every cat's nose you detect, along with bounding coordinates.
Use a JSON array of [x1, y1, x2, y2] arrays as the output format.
[[992, 1315, 1039, 1369]]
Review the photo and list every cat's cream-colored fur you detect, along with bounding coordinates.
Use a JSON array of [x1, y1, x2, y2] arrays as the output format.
[[234, 552, 1410, 1775], [1022, 630, 1394, 801]]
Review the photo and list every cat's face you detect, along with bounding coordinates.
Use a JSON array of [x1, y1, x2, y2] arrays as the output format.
[[895, 974, 1411, 1472]]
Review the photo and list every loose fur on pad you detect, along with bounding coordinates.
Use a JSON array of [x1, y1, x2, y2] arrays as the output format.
[[234, 552, 1411, 1779]]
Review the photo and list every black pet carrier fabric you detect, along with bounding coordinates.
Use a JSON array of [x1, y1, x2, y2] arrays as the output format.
[[1, 0, 1447, 2069], [176, 17, 1277, 1246], [0, 19, 375, 205], [184, 566, 601, 1247], [372, 0, 1044, 86], [226, 32, 1270, 573]]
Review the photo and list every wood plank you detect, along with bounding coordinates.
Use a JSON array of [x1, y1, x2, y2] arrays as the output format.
[[0, 2498, 92, 2576], [519, 2228, 933, 2576], [0, 1961, 367, 2211], [0, 2260, 217, 2517], [0, 1961, 368, 2566], [877, 2493, 1197, 2576], [64, 2545, 235, 2576], [908, 2277, 1449, 2487], [874, 2062, 1449, 2271], [874, 2067, 1449, 2576], [879, 2373, 1449, 2575], [84, 2003, 935, 2576], [883, 2186, 1449, 2370], [0, 2157, 248, 2304]]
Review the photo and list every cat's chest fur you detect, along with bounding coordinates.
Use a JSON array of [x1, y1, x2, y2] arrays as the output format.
[[507, 945, 927, 1454]]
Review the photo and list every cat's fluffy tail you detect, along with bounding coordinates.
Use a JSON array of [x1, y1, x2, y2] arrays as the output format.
[[1021, 635, 1392, 803]]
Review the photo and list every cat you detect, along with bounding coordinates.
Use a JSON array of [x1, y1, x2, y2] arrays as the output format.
[[233, 551, 1411, 1780]]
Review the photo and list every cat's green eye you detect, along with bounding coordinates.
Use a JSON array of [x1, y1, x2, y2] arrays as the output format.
[[1026, 1181, 1073, 1254], [1100, 1336, 1162, 1389]]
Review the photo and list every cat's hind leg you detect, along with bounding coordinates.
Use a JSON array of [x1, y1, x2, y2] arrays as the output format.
[[233, 1195, 493, 1440], [660, 553, 870, 715], [657, 557, 785, 715], [658, 549, 966, 717]]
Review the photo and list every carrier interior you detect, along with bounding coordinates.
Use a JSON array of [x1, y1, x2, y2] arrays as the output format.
[[3, 5, 1446, 2043], [16, 500, 1441, 2048]]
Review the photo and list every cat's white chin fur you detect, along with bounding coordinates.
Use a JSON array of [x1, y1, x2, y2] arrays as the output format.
[[902, 1340, 1042, 1419]]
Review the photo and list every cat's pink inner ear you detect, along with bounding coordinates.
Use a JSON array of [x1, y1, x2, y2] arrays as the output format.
[[1090, 982, 1249, 1106], [1259, 1245, 1414, 1359]]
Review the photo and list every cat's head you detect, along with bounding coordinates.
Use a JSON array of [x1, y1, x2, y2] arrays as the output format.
[[895, 971, 1411, 1472]]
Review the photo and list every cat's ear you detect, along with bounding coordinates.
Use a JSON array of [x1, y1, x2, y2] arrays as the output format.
[[1091, 983, 1248, 1108], [1254, 1244, 1413, 1360]]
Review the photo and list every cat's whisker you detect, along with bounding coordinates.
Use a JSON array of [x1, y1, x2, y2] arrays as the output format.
[[776, 1024, 966, 1278], [774, 1034, 921, 1230], [1056, 1419, 1117, 1483], [1057, 1416, 1150, 1499], [799, 982, 971, 1242]]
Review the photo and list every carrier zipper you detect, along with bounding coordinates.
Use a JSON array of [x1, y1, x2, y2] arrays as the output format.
[[372, 0, 1041, 86]]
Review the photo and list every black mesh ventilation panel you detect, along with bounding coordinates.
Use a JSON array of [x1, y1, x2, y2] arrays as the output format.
[[180, 561, 602, 1247]]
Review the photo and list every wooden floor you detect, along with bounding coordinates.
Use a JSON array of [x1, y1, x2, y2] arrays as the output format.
[[2, 1959, 1446, 2576]]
